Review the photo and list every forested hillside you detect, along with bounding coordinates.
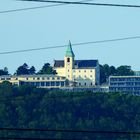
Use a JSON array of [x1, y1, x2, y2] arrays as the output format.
[[0, 82, 140, 139]]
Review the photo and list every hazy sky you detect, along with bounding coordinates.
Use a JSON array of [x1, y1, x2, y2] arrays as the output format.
[[0, 0, 140, 74]]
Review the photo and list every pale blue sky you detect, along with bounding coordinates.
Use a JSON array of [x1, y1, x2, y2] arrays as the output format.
[[0, 0, 140, 74]]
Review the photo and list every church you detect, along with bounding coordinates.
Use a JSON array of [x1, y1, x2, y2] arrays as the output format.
[[0, 41, 100, 88], [54, 41, 100, 87]]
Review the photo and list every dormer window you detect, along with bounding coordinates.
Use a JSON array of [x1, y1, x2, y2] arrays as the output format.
[[67, 58, 70, 62]]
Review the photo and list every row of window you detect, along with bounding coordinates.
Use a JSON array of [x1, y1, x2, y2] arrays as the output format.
[[73, 70, 93, 73], [78, 82, 93, 86], [110, 78, 140, 82], [20, 81, 65, 87], [110, 87, 140, 91], [110, 82, 140, 86], [73, 75, 93, 78], [0, 77, 64, 81]]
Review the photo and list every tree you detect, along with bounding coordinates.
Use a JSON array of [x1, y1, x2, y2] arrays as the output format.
[[15, 63, 36, 75], [16, 63, 29, 75], [109, 66, 117, 76], [0, 67, 9, 76], [29, 66, 36, 75], [100, 64, 134, 84], [100, 64, 110, 84], [0, 81, 13, 95], [116, 65, 134, 76], [38, 63, 56, 75], [100, 65, 106, 84]]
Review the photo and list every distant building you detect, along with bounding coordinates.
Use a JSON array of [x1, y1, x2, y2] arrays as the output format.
[[134, 71, 140, 76], [0, 75, 67, 88], [0, 41, 100, 89], [109, 76, 140, 94], [54, 41, 100, 87]]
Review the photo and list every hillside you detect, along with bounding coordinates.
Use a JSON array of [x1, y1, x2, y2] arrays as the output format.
[[0, 82, 140, 139]]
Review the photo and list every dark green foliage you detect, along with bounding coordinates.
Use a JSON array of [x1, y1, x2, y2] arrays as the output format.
[[38, 63, 56, 75], [116, 65, 134, 76], [0, 82, 139, 139], [100, 64, 134, 84], [15, 63, 36, 75], [0, 67, 9, 76], [29, 66, 36, 75]]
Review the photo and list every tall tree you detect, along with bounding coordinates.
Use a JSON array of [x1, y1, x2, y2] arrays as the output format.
[[100, 64, 110, 84], [15, 63, 36, 75], [0, 67, 9, 76], [29, 66, 36, 75], [109, 66, 117, 76], [100, 65, 106, 84], [100, 64, 134, 84], [16, 63, 29, 75], [38, 63, 56, 75], [116, 65, 134, 76]]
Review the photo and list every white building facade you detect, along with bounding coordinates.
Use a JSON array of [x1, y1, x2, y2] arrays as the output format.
[[0, 75, 67, 88]]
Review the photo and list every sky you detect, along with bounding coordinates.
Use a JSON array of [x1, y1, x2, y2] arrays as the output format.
[[0, 0, 140, 74]]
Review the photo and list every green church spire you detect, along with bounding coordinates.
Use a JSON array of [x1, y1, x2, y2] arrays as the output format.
[[65, 41, 75, 57]]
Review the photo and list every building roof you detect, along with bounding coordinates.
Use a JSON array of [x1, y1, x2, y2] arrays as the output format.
[[75, 60, 98, 68], [65, 41, 75, 57], [54, 60, 64, 67], [54, 60, 98, 68]]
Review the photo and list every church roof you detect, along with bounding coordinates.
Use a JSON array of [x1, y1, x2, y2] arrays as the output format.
[[65, 41, 75, 57], [54, 60, 98, 68], [75, 60, 98, 68], [54, 60, 64, 67]]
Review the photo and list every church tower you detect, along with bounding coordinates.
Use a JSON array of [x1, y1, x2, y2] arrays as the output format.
[[64, 41, 75, 81]]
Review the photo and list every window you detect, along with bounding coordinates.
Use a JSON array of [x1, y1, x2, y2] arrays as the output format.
[[36, 82, 40, 86], [46, 82, 50, 86], [90, 70, 92, 72], [79, 83, 81, 86], [85, 83, 86, 86], [37, 77, 40, 80], [26, 78, 28, 80], [41, 82, 45, 86], [61, 77, 65, 80], [61, 82, 65, 86], [67, 57, 70, 62], [1, 78, 5, 80], [52, 77, 55, 80], [84, 70, 86, 72], [57, 77, 60, 80], [79, 70, 81, 72], [42, 77, 45, 80], [56, 82, 60, 86], [51, 82, 55, 86], [6, 78, 11, 80]]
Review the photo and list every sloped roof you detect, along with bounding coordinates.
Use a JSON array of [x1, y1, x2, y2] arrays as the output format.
[[54, 60, 98, 68], [65, 41, 75, 57], [54, 60, 64, 67], [75, 60, 98, 68]]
